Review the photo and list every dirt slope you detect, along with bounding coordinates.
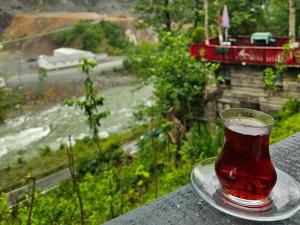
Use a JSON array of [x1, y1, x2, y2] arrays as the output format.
[[0, 0, 134, 34], [3, 12, 135, 39]]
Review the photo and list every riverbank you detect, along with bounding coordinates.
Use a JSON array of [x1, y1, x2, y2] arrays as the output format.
[[1, 126, 146, 192], [0, 83, 153, 168]]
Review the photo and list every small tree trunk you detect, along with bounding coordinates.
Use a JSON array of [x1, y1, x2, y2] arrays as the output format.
[[216, 0, 223, 44], [27, 176, 36, 225], [116, 171, 123, 214], [289, 0, 296, 40], [67, 136, 85, 225], [164, 0, 171, 31], [204, 0, 209, 43], [150, 107, 158, 198], [174, 141, 181, 168], [194, 0, 201, 28], [108, 177, 114, 219]]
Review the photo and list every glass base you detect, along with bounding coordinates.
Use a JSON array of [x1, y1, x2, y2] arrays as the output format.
[[221, 192, 272, 211]]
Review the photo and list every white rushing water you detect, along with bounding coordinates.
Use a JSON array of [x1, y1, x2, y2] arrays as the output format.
[[0, 85, 153, 167]]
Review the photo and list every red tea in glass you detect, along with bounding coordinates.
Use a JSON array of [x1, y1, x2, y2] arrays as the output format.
[[215, 108, 277, 208]]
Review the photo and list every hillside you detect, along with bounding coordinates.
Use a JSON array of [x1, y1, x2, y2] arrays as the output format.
[[0, 0, 135, 34], [0, 0, 134, 13], [3, 12, 135, 39]]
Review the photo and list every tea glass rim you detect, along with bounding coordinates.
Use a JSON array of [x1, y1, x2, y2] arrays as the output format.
[[220, 108, 275, 128]]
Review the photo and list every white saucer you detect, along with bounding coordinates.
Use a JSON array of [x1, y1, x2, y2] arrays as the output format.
[[191, 157, 300, 221]]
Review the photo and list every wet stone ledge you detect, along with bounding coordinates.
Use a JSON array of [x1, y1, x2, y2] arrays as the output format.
[[104, 132, 300, 225]]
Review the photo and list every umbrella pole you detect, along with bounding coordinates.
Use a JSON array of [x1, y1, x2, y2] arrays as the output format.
[[225, 29, 228, 42]]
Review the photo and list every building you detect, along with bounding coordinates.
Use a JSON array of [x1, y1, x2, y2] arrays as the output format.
[[38, 48, 98, 70], [190, 34, 300, 119]]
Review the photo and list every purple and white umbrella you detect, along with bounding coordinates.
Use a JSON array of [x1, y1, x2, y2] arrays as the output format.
[[221, 5, 230, 42]]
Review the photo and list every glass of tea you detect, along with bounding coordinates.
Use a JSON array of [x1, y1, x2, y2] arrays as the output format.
[[215, 108, 277, 208]]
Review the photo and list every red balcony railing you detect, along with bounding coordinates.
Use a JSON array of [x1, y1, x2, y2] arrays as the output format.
[[190, 36, 300, 66]]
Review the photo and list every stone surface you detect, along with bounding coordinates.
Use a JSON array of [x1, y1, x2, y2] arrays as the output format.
[[104, 132, 300, 225]]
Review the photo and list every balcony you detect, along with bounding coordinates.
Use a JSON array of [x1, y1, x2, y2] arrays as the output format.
[[190, 36, 300, 67], [104, 132, 300, 225]]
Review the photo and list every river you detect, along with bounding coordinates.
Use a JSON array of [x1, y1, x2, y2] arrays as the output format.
[[0, 84, 153, 168]]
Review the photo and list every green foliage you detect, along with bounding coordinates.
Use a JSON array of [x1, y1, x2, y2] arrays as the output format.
[[81, 27, 103, 51], [181, 124, 223, 161], [65, 58, 108, 141], [271, 112, 300, 144], [135, 32, 218, 128], [191, 27, 205, 43], [0, 88, 24, 124], [270, 99, 300, 143], [35, 67, 48, 97], [220, 1, 266, 35], [123, 42, 159, 80], [276, 98, 300, 120], [134, 0, 300, 37], [53, 20, 128, 53], [98, 21, 129, 49], [38, 146, 52, 157], [0, 193, 17, 225], [263, 67, 283, 92], [52, 27, 78, 46], [263, 44, 291, 92]]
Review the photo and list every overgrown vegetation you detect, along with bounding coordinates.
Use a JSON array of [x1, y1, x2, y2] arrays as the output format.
[[65, 58, 108, 142], [263, 44, 292, 92], [0, 88, 24, 124], [53, 20, 129, 54], [271, 98, 300, 143]]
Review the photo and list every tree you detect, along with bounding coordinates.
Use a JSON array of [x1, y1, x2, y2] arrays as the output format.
[[135, 0, 172, 31], [289, 0, 296, 39], [128, 32, 218, 166], [217, 0, 266, 35], [204, 0, 209, 41], [36, 67, 48, 97], [194, 0, 201, 28], [149, 33, 218, 128], [134, 0, 193, 32], [65, 58, 108, 144]]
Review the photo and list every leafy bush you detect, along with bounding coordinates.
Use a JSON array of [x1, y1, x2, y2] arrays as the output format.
[[98, 21, 129, 49], [270, 99, 300, 144], [276, 98, 300, 121], [181, 124, 223, 161], [81, 27, 103, 51], [271, 111, 300, 144], [0, 88, 25, 124], [52, 25, 79, 46], [191, 27, 205, 44], [39, 146, 52, 156], [53, 20, 128, 53]]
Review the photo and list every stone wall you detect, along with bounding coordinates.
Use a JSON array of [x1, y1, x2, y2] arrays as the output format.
[[215, 64, 300, 115]]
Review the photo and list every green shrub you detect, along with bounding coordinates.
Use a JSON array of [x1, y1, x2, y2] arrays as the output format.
[[98, 20, 128, 49], [52, 29, 77, 46], [276, 98, 300, 121], [0, 88, 25, 124], [81, 27, 103, 51], [271, 111, 300, 144], [191, 27, 205, 44], [39, 146, 52, 156], [52, 20, 128, 53]]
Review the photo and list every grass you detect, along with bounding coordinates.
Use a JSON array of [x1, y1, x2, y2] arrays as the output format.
[[270, 112, 300, 144]]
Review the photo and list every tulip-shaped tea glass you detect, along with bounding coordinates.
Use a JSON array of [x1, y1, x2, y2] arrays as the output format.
[[215, 108, 277, 208]]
